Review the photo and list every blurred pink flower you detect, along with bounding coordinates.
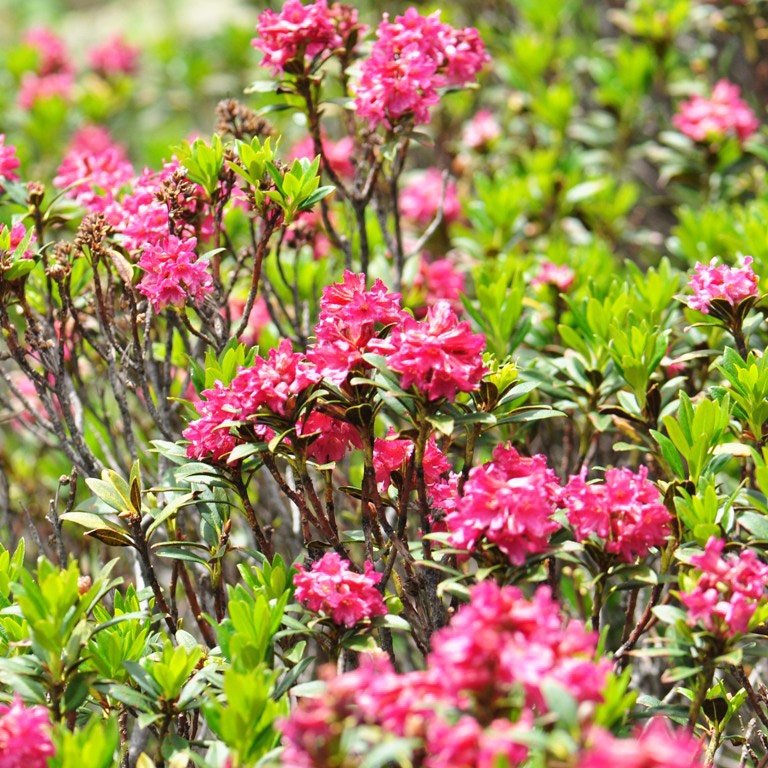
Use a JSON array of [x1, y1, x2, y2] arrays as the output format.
[[533, 260, 575, 293], [400, 169, 461, 226], [0, 135, 20, 187], [18, 72, 74, 109], [0, 695, 55, 768], [461, 108, 501, 150], [89, 35, 140, 76], [288, 133, 355, 179]]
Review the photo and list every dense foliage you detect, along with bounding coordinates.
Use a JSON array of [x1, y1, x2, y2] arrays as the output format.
[[2, 0, 768, 766]]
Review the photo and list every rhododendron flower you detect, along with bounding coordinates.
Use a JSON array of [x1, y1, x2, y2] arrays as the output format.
[[0, 136, 20, 187], [445, 444, 561, 565], [288, 133, 355, 179], [1, 222, 36, 259], [687, 256, 759, 314], [428, 582, 609, 709], [373, 429, 414, 490], [23, 27, 71, 75], [54, 126, 134, 215], [370, 300, 486, 401], [294, 552, 387, 627], [400, 169, 461, 225], [296, 412, 361, 463], [414, 257, 465, 314], [89, 35, 140, 76], [533, 260, 576, 293], [462, 109, 501, 150], [229, 295, 270, 346], [680, 537, 768, 637], [252, 0, 342, 74], [0, 695, 55, 768], [560, 466, 670, 562], [184, 341, 319, 460], [425, 715, 529, 768], [308, 271, 408, 384], [673, 79, 759, 144], [138, 235, 213, 311], [579, 719, 703, 768], [354, 9, 488, 129], [18, 72, 74, 109]]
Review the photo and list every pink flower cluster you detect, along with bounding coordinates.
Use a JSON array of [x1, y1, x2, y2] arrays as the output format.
[[413, 257, 466, 316], [296, 411, 362, 464], [462, 109, 501, 151], [560, 466, 671, 562], [137, 235, 213, 312], [252, 0, 352, 74], [354, 8, 488, 129], [445, 444, 561, 565], [673, 79, 759, 144], [0, 135, 20, 188], [680, 537, 768, 637], [687, 256, 759, 314], [88, 35, 140, 76], [1, 222, 36, 260], [0, 696, 55, 768], [294, 551, 387, 627], [184, 340, 321, 460], [533, 260, 576, 293], [578, 719, 702, 768], [19, 27, 74, 110], [400, 169, 461, 226], [370, 300, 486, 401], [281, 582, 608, 767], [373, 430, 450, 492], [53, 126, 135, 215]]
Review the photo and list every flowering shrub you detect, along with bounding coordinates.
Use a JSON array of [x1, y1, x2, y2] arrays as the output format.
[[1, 1, 768, 767]]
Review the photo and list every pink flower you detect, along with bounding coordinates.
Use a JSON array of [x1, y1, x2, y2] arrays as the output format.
[[687, 256, 759, 314], [23, 27, 71, 75], [1, 222, 36, 259], [288, 133, 355, 179], [354, 9, 488, 129], [414, 258, 465, 314], [252, 0, 342, 75], [560, 466, 671, 563], [138, 235, 213, 311], [370, 300, 486, 401], [428, 582, 609, 710], [400, 169, 461, 225], [0, 695, 55, 768], [229, 295, 270, 346], [532, 260, 575, 293], [462, 109, 501, 150], [112, 165, 174, 251], [673, 79, 759, 144], [373, 429, 414, 490], [579, 719, 703, 768], [425, 716, 529, 768], [54, 126, 134, 214], [296, 412, 362, 463], [680, 537, 768, 637], [445, 444, 561, 565], [308, 271, 408, 385], [0, 136, 20, 187], [89, 35, 140, 76], [18, 72, 74, 109], [293, 552, 387, 627], [184, 341, 320, 460]]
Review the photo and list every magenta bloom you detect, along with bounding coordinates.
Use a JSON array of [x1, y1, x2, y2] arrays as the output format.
[[0, 696, 55, 768], [296, 411, 362, 464], [371, 300, 486, 401], [680, 537, 768, 637], [354, 9, 488, 129], [308, 271, 408, 385], [1, 222, 36, 260], [400, 169, 461, 226], [461, 109, 501, 150], [252, 0, 342, 74], [560, 466, 671, 562], [428, 582, 609, 710], [184, 340, 320, 460], [687, 256, 759, 314], [89, 35, 140, 76], [18, 72, 74, 110], [579, 719, 703, 768], [0, 135, 20, 187], [532, 260, 575, 293], [138, 235, 213, 312], [54, 126, 135, 215], [23, 27, 71, 75], [673, 79, 759, 144], [445, 444, 561, 565], [294, 552, 387, 627], [414, 258, 465, 315]]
